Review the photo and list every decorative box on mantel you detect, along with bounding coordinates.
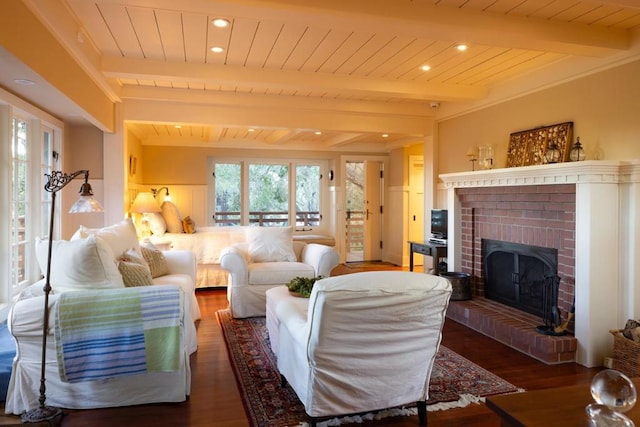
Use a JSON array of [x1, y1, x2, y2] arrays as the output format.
[[440, 160, 640, 368]]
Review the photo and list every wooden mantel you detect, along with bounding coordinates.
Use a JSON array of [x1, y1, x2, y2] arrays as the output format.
[[440, 160, 640, 367]]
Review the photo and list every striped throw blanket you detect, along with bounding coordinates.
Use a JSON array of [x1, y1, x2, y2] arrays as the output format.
[[54, 285, 182, 383]]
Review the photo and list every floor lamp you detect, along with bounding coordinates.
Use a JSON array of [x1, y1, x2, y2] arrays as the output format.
[[21, 170, 103, 425]]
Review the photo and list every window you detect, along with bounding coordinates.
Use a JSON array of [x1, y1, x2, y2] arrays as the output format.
[[1, 98, 60, 309], [211, 159, 326, 231], [248, 163, 289, 226], [10, 118, 28, 291]]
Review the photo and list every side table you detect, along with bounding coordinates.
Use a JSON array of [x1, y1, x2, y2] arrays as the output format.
[[408, 241, 447, 275]]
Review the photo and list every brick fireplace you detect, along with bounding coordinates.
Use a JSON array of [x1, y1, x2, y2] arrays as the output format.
[[458, 184, 575, 316], [440, 161, 640, 367]]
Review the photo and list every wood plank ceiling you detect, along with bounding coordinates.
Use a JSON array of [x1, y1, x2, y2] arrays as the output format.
[[29, 0, 640, 150]]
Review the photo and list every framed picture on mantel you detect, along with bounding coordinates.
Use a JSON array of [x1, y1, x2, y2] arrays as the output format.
[[506, 121, 573, 167]]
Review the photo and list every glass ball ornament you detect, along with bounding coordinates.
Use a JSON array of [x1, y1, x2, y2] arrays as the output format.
[[590, 369, 637, 413], [586, 403, 634, 427]]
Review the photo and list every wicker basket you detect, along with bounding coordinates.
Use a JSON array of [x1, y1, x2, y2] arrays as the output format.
[[610, 329, 640, 377]]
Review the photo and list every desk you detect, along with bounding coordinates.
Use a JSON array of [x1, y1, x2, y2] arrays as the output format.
[[486, 378, 640, 426], [408, 241, 447, 275]]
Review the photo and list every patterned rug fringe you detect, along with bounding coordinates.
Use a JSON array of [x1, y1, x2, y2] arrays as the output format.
[[296, 394, 493, 427]]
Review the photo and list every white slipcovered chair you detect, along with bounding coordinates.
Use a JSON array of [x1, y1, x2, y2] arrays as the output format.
[[265, 271, 452, 426], [220, 227, 339, 318]]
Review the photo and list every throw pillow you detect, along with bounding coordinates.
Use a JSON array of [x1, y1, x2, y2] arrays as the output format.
[[183, 216, 196, 234], [148, 212, 167, 236], [35, 235, 124, 293], [117, 261, 153, 287], [71, 218, 140, 256], [161, 201, 184, 233], [140, 244, 170, 278], [246, 226, 296, 262]]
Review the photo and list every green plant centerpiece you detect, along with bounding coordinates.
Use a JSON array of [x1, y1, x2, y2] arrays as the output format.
[[287, 276, 323, 298]]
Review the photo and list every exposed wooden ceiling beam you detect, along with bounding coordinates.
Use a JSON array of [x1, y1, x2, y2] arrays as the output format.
[[95, 0, 631, 56], [104, 56, 487, 102]]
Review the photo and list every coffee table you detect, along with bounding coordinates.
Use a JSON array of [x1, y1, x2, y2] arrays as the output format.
[[486, 378, 640, 426]]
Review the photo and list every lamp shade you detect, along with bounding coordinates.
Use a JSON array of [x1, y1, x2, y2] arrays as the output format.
[[130, 192, 161, 213], [69, 182, 104, 213]]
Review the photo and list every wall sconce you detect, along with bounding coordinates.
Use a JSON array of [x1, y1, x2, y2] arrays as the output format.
[[22, 170, 103, 425], [569, 137, 586, 162], [151, 186, 171, 202], [130, 192, 161, 238], [545, 141, 561, 164], [466, 146, 477, 171]]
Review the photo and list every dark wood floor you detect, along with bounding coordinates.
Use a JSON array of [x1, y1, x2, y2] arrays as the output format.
[[6, 270, 602, 426]]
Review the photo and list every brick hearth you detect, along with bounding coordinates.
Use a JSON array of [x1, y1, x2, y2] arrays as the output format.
[[446, 297, 577, 364]]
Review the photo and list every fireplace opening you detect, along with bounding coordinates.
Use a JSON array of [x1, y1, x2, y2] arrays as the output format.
[[482, 239, 559, 318]]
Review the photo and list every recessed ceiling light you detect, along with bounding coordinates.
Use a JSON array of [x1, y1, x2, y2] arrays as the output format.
[[248, 128, 255, 132], [212, 18, 230, 28], [174, 125, 182, 129], [210, 46, 225, 53], [314, 131, 322, 135], [420, 65, 431, 72], [382, 134, 389, 138], [456, 44, 468, 52], [14, 79, 35, 85]]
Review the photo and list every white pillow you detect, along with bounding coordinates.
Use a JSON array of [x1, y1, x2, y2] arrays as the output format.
[[35, 235, 124, 293], [161, 201, 184, 233], [71, 218, 139, 256], [246, 226, 296, 262], [147, 212, 167, 236]]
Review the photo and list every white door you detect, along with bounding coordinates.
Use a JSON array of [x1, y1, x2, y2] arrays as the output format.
[[345, 160, 383, 262], [409, 155, 425, 265], [363, 160, 383, 261]]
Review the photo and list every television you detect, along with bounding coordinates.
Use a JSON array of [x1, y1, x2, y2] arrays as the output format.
[[431, 209, 448, 239]]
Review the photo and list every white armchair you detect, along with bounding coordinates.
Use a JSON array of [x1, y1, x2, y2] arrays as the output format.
[[266, 271, 452, 426], [221, 241, 338, 318]]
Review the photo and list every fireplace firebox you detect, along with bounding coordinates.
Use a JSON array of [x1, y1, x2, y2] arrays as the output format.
[[482, 239, 559, 318]]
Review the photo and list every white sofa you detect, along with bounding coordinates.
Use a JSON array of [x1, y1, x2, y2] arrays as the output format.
[[265, 271, 452, 426], [4, 219, 201, 414], [220, 227, 339, 318]]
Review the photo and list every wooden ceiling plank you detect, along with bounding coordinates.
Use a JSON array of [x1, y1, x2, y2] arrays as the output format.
[[298, 29, 355, 72], [281, 26, 331, 71], [505, 0, 557, 16], [68, 0, 121, 56], [182, 12, 208, 63], [461, 50, 550, 85], [152, 9, 185, 61], [316, 31, 376, 74], [226, 18, 262, 67], [390, 41, 459, 80], [335, 33, 399, 76], [97, 3, 142, 58], [263, 23, 309, 69], [354, 36, 420, 76], [239, 19, 279, 68], [367, 38, 435, 78], [126, 6, 165, 61], [551, 3, 605, 22], [585, 8, 640, 27], [429, 46, 502, 84], [481, 51, 565, 85]]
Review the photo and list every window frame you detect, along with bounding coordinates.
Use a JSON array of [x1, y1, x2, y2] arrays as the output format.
[[208, 157, 329, 234], [0, 91, 62, 319]]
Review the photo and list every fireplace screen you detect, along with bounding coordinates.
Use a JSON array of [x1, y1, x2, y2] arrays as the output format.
[[482, 239, 558, 318]]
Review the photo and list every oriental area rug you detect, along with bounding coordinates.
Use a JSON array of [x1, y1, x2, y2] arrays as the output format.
[[217, 308, 522, 427]]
